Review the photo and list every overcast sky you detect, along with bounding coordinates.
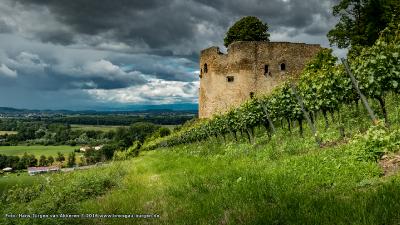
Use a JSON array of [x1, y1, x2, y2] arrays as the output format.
[[0, 0, 342, 110]]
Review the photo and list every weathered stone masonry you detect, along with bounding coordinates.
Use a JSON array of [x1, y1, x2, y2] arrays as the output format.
[[199, 41, 322, 118]]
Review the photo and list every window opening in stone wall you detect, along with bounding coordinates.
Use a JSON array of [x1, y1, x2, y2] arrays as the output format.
[[280, 63, 286, 71], [264, 65, 269, 76], [199, 69, 202, 78], [227, 76, 234, 82], [250, 92, 255, 99], [204, 63, 208, 73]]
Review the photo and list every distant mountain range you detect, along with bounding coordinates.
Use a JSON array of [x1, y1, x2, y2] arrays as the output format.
[[0, 104, 198, 116]]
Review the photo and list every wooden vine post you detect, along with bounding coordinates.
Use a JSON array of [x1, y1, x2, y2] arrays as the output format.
[[290, 82, 322, 146], [341, 58, 378, 125], [261, 104, 276, 133]]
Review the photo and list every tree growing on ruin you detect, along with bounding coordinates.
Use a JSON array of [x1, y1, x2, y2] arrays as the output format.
[[224, 16, 270, 47]]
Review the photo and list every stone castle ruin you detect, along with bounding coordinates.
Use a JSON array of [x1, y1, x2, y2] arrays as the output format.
[[198, 41, 322, 118]]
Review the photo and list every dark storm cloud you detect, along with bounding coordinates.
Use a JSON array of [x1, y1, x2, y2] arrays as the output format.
[[7, 0, 336, 56], [0, 49, 148, 91], [113, 55, 198, 82], [0, 20, 12, 33], [39, 30, 75, 45]]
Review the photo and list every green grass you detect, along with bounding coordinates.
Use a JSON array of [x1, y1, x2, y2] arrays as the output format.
[[76, 137, 392, 225], [0, 131, 17, 135], [0, 145, 78, 157]]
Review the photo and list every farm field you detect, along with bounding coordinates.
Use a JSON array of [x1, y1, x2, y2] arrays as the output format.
[[160, 124, 178, 130], [70, 124, 127, 132], [0, 145, 78, 157], [71, 124, 177, 132], [0, 131, 17, 135]]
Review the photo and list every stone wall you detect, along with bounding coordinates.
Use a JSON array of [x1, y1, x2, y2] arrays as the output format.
[[199, 41, 322, 118]]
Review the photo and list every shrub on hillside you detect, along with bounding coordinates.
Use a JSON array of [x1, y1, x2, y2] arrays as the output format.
[[113, 141, 141, 161], [350, 123, 400, 161]]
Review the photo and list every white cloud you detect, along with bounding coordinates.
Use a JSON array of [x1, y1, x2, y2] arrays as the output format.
[[16, 51, 48, 67], [85, 59, 125, 76], [0, 63, 17, 77], [87, 79, 199, 104], [96, 42, 132, 52]]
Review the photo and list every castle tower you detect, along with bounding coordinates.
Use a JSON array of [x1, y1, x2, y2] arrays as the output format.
[[198, 41, 322, 118]]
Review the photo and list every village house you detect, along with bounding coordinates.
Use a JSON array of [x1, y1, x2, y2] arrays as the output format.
[[79, 146, 91, 152], [27, 166, 60, 176], [2, 167, 12, 172], [80, 145, 103, 152]]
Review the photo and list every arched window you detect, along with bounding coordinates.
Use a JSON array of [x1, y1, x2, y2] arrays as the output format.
[[204, 63, 208, 73], [280, 63, 286, 71]]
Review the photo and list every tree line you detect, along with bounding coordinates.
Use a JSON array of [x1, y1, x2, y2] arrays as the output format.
[[0, 119, 172, 148], [0, 152, 75, 170], [47, 114, 195, 126]]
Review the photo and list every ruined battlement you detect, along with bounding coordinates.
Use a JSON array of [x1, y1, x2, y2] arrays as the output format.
[[198, 41, 322, 118]]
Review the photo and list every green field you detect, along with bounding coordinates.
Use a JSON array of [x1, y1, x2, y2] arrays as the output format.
[[0, 131, 17, 135], [71, 124, 176, 132], [70, 124, 126, 132], [0, 145, 78, 157], [160, 124, 178, 130]]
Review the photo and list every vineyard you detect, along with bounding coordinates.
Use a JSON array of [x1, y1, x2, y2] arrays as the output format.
[[143, 23, 400, 151]]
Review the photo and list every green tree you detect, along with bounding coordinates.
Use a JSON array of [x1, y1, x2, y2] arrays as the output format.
[[158, 127, 171, 137], [83, 148, 104, 164], [55, 152, 65, 162], [101, 144, 119, 160], [38, 155, 48, 166], [7, 156, 20, 169], [47, 155, 54, 165], [114, 122, 160, 148], [67, 152, 76, 167], [18, 153, 37, 169], [327, 0, 400, 49], [224, 16, 270, 47]]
